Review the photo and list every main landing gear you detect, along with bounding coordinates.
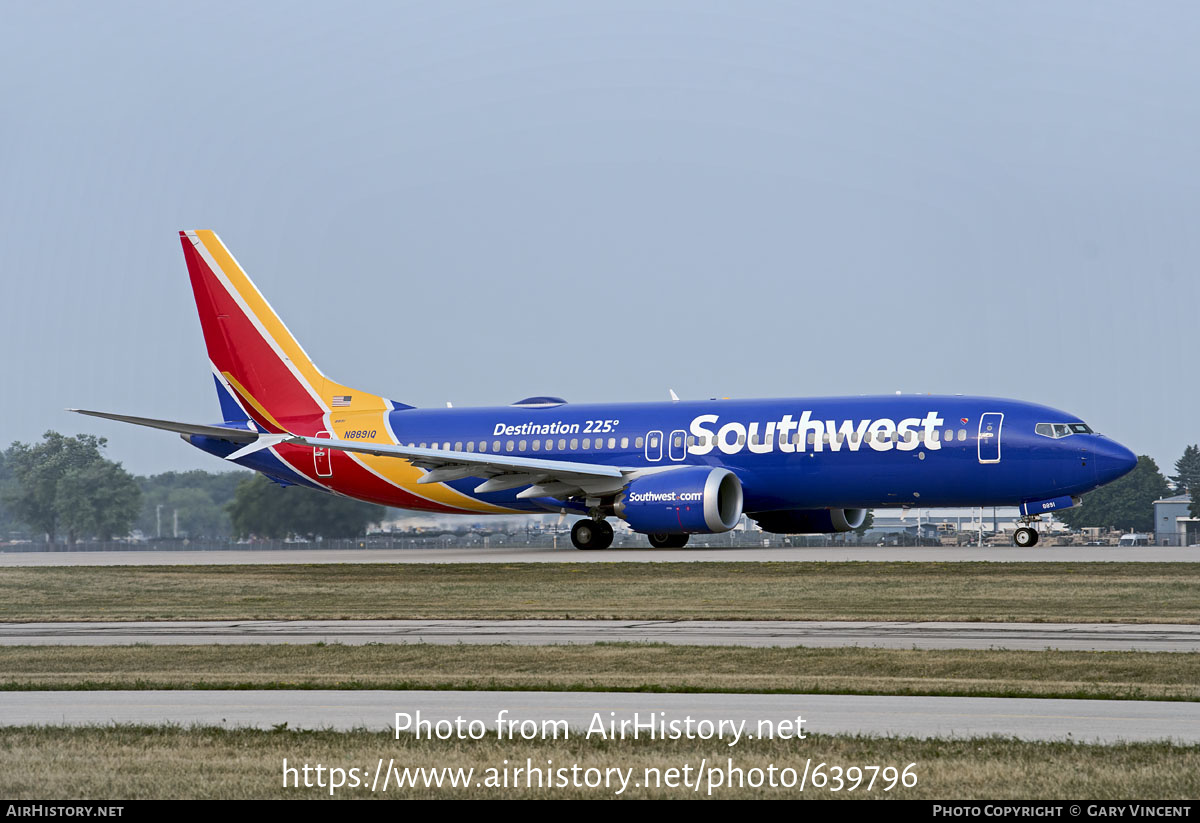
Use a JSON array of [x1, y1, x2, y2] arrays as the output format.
[[647, 533, 690, 549], [571, 518, 613, 550]]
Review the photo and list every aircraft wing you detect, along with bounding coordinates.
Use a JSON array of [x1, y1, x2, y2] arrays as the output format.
[[69, 408, 658, 498], [270, 434, 642, 498]]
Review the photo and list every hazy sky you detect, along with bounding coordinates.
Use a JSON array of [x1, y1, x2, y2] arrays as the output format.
[[2, 2, 1197, 477]]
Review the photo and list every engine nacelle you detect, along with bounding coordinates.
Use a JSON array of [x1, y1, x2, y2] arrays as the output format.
[[750, 508, 868, 534], [614, 467, 743, 534]]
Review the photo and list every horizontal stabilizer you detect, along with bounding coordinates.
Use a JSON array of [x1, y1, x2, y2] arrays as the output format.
[[68, 409, 259, 443]]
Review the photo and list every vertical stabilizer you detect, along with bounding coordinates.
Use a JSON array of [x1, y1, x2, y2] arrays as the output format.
[[179, 230, 393, 433]]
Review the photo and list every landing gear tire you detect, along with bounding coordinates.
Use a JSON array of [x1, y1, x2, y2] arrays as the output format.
[[1013, 527, 1039, 547], [647, 533, 690, 549], [572, 519, 613, 550]]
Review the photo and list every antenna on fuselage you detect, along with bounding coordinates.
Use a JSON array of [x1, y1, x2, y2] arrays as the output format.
[[669, 389, 680, 402]]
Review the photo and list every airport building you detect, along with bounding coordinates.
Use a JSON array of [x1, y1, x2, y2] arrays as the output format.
[[1153, 494, 1199, 546]]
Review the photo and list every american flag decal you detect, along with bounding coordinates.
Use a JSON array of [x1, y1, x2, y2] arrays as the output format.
[[331, 396, 352, 407]]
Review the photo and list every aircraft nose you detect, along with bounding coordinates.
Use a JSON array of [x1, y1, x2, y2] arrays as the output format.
[[1092, 437, 1137, 485]]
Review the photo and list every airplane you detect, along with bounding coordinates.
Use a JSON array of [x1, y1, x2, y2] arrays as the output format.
[[72, 230, 1139, 550]]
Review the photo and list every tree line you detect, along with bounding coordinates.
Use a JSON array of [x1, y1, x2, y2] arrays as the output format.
[[3, 431, 1200, 544], [0, 432, 386, 544]]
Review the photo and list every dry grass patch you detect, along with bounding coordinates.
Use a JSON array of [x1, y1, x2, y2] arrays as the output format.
[[0, 561, 1197, 623], [1, 726, 1196, 799], [1, 644, 1197, 701]]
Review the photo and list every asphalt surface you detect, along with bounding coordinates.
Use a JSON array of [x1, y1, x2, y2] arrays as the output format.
[[2, 690, 1194, 743], [4, 619, 1199, 651], [1, 546, 1196, 566]]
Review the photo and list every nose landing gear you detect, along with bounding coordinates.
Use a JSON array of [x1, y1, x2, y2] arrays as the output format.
[[1013, 516, 1041, 547]]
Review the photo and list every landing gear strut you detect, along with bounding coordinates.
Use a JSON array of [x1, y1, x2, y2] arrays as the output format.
[[571, 518, 613, 550], [647, 532, 690, 549]]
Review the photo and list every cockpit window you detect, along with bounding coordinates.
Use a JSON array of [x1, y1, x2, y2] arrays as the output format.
[[1036, 422, 1093, 439]]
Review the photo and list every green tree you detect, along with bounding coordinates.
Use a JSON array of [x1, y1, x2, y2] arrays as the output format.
[[136, 470, 248, 539], [852, 510, 874, 537], [227, 474, 386, 539], [0, 450, 22, 539], [1170, 445, 1200, 519], [1055, 455, 1169, 534], [3, 432, 141, 543]]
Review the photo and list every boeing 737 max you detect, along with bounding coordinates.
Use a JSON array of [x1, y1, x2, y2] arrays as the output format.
[[72, 231, 1138, 549]]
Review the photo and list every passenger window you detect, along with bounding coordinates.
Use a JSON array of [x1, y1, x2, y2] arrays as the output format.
[[582, 438, 591, 449], [518, 440, 526, 451], [506, 440, 514, 452], [467, 441, 475, 452], [621, 437, 629, 449], [808, 433, 816, 445], [608, 437, 617, 449], [943, 429, 952, 442], [559, 438, 567, 450], [864, 432, 873, 443], [419, 442, 427, 449], [570, 438, 578, 450], [493, 440, 501, 452], [479, 441, 487, 453], [957, 430, 966, 442], [635, 437, 644, 448], [454, 441, 462, 451], [532, 440, 540, 451], [750, 434, 759, 446], [737, 435, 746, 445], [685, 436, 694, 447]]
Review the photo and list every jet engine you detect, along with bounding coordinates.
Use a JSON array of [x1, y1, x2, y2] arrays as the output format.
[[750, 508, 868, 534], [614, 467, 743, 534]]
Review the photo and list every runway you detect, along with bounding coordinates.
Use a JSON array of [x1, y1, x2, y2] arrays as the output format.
[[1, 546, 1195, 566], [2, 690, 1195, 743], [4, 619, 1199, 651]]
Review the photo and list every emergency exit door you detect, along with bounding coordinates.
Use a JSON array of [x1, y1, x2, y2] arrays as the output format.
[[314, 430, 333, 477]]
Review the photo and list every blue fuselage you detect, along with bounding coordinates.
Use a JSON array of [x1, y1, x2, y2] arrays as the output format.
[[231, 394, 1133, 515]]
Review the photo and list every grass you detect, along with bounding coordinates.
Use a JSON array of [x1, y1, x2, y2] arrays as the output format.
[[1, 561, 1197, 623], [1, 725, 1196, 799], [1, 643, 1198, 701]]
